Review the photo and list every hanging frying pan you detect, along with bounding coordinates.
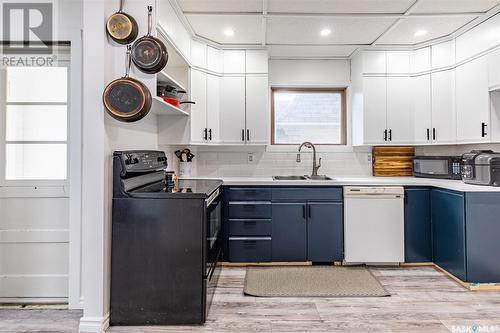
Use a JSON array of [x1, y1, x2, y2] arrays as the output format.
[[131, 6, 168, 74], [103, 45, 152, 122], [106, 0, 138, 45]]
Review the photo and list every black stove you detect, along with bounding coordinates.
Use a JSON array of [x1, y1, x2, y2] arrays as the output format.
[[111, 150, 222, 326]]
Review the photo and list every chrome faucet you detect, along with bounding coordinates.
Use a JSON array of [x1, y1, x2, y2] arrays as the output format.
[[298, 142, 321, 176]]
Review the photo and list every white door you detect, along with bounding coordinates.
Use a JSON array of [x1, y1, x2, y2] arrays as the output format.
[[387, 76, 412, 144], [0, 64, 70, 302], [455, 56, 490, 143], [206, 74, 221, 143], [431, 69, 456, 144], [190, 69, 207, 143], [220, 76, 246, 144], [245, 75, 269, 144], [411, 74, 432, 144], [363, 76, 387, 145]]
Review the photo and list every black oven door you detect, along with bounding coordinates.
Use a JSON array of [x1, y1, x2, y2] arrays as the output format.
[[203, 188, 222, 321], [205, 188, 222, 278]]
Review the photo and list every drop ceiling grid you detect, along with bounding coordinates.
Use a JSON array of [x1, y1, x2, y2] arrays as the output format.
[[174, 0, 500, 56]]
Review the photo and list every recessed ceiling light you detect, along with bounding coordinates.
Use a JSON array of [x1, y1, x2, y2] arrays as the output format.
[[320, 28, 332, 37], [414, 29, 428, 37], [224, 28, 235, 37]]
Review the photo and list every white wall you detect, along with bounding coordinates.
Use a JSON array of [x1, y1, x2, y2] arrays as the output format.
[[160, 59, 373, 178]]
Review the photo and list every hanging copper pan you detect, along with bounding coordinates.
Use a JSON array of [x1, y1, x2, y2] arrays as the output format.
[[106, 0, 138, 45], [131, 6, 168, 74], [103, 45, 152, 122]]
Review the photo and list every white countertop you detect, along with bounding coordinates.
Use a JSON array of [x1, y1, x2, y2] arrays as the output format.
[[182, 176, 500, 192]]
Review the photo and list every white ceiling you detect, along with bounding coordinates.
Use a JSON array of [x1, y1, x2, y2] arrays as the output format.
[[175, 0, 500, 57]]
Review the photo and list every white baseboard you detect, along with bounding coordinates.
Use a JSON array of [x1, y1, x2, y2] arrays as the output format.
[[79, 313, 109, 333]]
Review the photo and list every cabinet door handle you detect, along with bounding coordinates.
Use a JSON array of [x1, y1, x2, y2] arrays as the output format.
[[302, 205, 306, 219], [433, 128, 436, 141], [384, 129, 388, 142], [427, 128, 430, 141], [204, 128, 208, 141], [308, 205, 312, 218], [247, 129, 250, 142], [482, 122, 488, 137], [241, 129, 245, 142], [389, 129, 392, 141], [209, 128, 212, 141]]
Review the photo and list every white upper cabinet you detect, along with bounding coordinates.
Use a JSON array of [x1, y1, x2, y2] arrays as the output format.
[[411, 74, 432, 144], [157, 1, 191, 61], [206, 74, 221, 143], [245, 75, 269, 144], [190, 40, 207, 69], [455, 56, 490, 143], [431, 69, 456, 144], [220, 76, 246, 143], [431, 40, 455, 70], [489, 48, 500, 89], [386, 76, 412, 144], [411, 47, 431, 74], [386, 51, 410, 74], [362, 51, 386, 74], [362, 76, 387, 144], [245, 50, 268, 74], [207, 46, 223, 73], [455, 13, 500, 63], [223, 50, 246, 74], [190, 69, 208, 143]]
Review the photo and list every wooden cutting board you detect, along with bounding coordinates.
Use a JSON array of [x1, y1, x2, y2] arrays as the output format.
[[372, 147, 415, 177]]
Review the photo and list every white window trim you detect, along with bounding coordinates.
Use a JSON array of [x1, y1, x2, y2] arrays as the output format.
[[0, 61, 70, 187]]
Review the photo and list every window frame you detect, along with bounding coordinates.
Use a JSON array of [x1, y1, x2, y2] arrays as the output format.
[[271, 87, 347, 146], [0, 60, 70, 187]]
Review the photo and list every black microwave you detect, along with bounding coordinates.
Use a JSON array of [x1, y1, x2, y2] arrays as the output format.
[[413, 156, 462, 180]]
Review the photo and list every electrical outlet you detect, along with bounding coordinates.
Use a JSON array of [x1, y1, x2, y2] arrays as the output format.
[[247, 153, 254, 163], [367, 154, 372, 163]]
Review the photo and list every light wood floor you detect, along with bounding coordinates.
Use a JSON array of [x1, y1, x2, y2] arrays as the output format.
[[2, 266, 500, 333]]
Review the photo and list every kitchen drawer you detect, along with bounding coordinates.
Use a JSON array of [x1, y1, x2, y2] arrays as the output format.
[[228, 202, 271, 219], [272, 187, 343, 202], [229, 219, 272, 236], [226, 187, 271, 201], [228, 237, 271, 262]]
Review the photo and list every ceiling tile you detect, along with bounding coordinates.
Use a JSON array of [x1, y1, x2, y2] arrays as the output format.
[[269, 45, 357, 58], [178, 0, 262, 13], [267, 0, 414, 14], [186, 14, 263, 44], [376, 15, 478, 44], [412, 0, 500, 14], [267, 16, 396, 45]]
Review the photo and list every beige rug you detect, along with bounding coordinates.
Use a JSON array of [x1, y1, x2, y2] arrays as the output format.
[[244, 266, 390, 297]]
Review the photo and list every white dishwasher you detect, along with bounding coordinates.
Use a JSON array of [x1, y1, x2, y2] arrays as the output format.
[[344, 186, 405, 264]]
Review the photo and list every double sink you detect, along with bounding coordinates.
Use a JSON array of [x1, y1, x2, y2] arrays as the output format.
[[273, 175, 333, 181]]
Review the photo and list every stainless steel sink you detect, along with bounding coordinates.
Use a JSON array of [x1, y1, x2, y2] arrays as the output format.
[[305, 175, 333, 180], [273, 175, 307, 180]]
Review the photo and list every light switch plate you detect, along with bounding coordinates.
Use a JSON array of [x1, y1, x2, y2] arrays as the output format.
[[247, 153, 254, 163]]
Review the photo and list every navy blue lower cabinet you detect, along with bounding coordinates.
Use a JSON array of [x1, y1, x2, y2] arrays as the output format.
[[431, 189, 467, 281], [307, 202, 343, 262], [465, 192, 500, 283], [404, 188, 432, 263], [272, 202, 307, 261]]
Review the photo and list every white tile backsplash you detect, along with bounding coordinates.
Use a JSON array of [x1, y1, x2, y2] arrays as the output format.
[[160, 146, 373, 178], [161, 143, 500, 178]]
